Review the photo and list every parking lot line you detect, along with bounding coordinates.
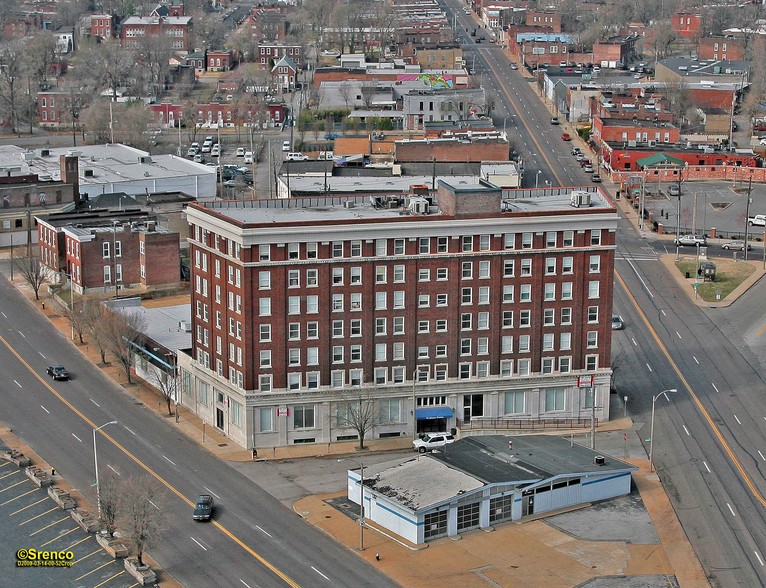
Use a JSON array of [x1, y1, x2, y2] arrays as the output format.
[[74, 559, 113, 581], [0, 488, 39, 507], [63, 535, 94, 552], [755, 322, 766, 337], [10, 497, 48, 516], [0, 469, 20, 480], [92, 569, 127, 588], [40, 526, 79, 547], [72, 548, 101, 567], [18, 506, 58, 525], [0, 479, 29, 493], [29, 515, 70, 536]]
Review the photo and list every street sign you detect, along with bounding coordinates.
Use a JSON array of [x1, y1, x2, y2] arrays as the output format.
[[577, 375, 594, 388], [277, 406, 288, 417]]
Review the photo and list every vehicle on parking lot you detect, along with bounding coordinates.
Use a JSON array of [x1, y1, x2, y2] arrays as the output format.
[[210, 145, 220, 157], [583, 164, 594, 173], [748, 214, 766, 226], [187, 143, 199, 157], [46, 365, 69, 380], [561, 132, 572, 141], [550, 117, 560, 125], [285, 152, 308, 161], [668, 184, 680, 196], [674, 234, 707, 247], [244, 151, 254, 163], [193, 154, 205, 164], [193, 495, 214, 521], [591, 174, 602, 183], [611, 315, 624, 330], [235, 147, 245, 157], [413, 432, 455, 453], [721, 240, 751, 251], [282, 140, 291, 151], [201, 139, 213, 153]]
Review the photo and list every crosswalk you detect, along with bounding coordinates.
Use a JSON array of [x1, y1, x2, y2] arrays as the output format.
[[616, 247, 659, 262]]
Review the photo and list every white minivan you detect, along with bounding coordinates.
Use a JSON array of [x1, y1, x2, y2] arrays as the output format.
[[282, 140, 291, 152], [285, 152, 308, 161], [244, 151, 254, 163]]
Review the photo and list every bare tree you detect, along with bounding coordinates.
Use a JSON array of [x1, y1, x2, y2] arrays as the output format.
[[63, 298, 88, 345], [333, 389, 380, 450], [75, 40, 136, 102], [653, 23, 677, 60], [136, 33, 173, 102], [191, 12, 226, 52], [23, 32, 58, 92], [0, 39, 26, 135], [106, 309, 147, 384], [14, 256, 48, 300], [83, 299, 110, 365], [98, 470, 120, 537], [117, 476, 165, 567], [147, 365, 176, 416]]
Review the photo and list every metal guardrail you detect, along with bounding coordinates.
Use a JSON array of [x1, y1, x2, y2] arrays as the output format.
[[458, 417, 597, 430]]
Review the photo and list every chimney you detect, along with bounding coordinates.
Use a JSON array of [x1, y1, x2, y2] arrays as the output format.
[[60, 155, 80, 207]]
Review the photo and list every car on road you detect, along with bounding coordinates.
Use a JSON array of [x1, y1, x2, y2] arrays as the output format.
[[611, 315, 624, 330], [413, 433, 455, 453], [46, 365, 69, 380], [285, 152, 308, 161], [674, 234, 707, 247], [571, 147, 582, 155], [591, 174, 602, 183], [193, 494, 214, 521], [510, 63, 518, 70], [210, 145, 220, 157], [748, 214, 766, 226], [235, 147, 245, 157], [468, 68, 476, 75], [579, 159, 591, 167], [282, 140, 291, 151], [583, 164, 594, 173], [561, 132, 572, 141], [550, 117, 560, 125], [721, 240, 751, 251]]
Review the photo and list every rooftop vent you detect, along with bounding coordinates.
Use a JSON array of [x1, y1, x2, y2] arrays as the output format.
[[594, 455, 606, 466]]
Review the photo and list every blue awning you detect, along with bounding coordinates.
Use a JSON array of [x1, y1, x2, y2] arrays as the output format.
[[416, 407, 453, 420]]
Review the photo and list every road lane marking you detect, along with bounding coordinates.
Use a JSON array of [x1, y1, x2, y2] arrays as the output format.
[[734, 414, 742, 425], [124, 426, 136, 436], [712, 383, 719, 393], [72, 548, 102, 567], [703, 461, 711, 473], [683, 425, 690, 436], [240, 580, 253, 588], [92, 570, 126, 587], [74, 559, 112, 581], [0, 332, 301, 588], [676, 331, 682, 339], [256, 525, 273, 538], [660, 309, 667, 316], [727, 503, 736, 517], [14, 380, 21, 388], [631, 338, 637, 346], [38, 351, 45, 358], [148, 500, 159, 510], [756, 551, 764, 566], [18, 331, 25, 338], [72, 433, 83, 443], [759, 451, 765, 461], [312, 566, 330, 581], [191, 537, 208, 551], [162, 455, 176, 466], [693, 356, 699, 364], [90, 399, 100, 407], [615, 271, 766, 509], [10, 497, 47, 515], [755, 322, 766, 337], [204, 487, 221, 499], [626, 259, 654, 298], [107, 464, 120, 475], [1, 312, 6, 318], [646, 363, 653, 372], [40, 405, 49, 414], [29, 515, 69, 536]]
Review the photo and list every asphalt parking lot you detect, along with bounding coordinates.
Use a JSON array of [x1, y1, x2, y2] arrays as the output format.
[[0, 455, 136, 588]]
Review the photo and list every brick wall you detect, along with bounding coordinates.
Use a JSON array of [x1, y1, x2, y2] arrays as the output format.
[[142, 231, 180, 286], [612, 165, 766, 185], [395, 140, 508, 162]]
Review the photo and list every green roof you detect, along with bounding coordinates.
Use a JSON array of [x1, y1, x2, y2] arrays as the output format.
[[636, 153, 686, 168]]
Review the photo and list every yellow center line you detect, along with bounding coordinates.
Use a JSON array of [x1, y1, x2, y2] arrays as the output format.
[[0, 335, 300, 587], [755, 321, 766, 337], [29, 515, 70, 536]]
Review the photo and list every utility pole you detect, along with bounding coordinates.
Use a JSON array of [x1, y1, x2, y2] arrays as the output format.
[[675, 174, 682, 261], [744, 175, 753, 261], [590, 388, 596, 450]]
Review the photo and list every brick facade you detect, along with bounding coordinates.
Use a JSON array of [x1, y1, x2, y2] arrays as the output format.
[[698, 37, 745, 61], [672, 12, 702, 39], [394, 138, 509, 162]]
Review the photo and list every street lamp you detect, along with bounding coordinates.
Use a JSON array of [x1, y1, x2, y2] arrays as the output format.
[[338, 458, 365, 551], [649, 389, 676, 473], [535, 169, 541, 189], [93, 420, 118, 521]]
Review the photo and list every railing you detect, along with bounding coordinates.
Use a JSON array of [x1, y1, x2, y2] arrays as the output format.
[[458, 417, 597, 431]]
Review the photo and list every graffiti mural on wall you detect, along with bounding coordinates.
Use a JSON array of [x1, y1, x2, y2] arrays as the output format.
[[397, 74, 454, 89]]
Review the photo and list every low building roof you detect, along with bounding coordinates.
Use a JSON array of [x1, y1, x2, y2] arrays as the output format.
[[636, 153, 686, 167]]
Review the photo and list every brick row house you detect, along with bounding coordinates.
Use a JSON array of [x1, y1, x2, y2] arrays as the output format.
[[178, 183, 617, 450], [120, 15, 193, 51]]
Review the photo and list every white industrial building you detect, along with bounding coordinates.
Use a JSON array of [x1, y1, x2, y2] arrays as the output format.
[[344, 435, 636, 545]]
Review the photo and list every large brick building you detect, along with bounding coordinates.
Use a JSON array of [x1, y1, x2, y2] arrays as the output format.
[[178, 183, 617, 450]]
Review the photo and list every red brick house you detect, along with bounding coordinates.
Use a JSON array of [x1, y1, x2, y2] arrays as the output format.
[[207, 50, 233, 72], [147, 102, 183, 128], [271, 55, 298, 92], [525, 10, 561, 33], [256, 43, 303, 68], [592, 34, 640, 67], [37, 91, 86, 129], [698, 37, 745, 61], [509, 32, 577, 68], [120, 15, 193, 51], [247, 5, 289, 42], [592, 117, 680, 146], [90, 14, 115, 40], [671, 12, 702, 39]]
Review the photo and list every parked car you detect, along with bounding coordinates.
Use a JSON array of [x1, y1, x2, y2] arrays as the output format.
[[674, 234, 707, 247], [187, 143, 199, 157], [579, 159, 591, 167], [583, 164, 594, 173], [413, 432, 455, 453], [561, 132, 572, 141], [210, 145, 221, 157], [46, 365, 69, 380], [510, 63, 518, 70], [571, 147, 581, 155], [721, 240, 751, 251], [550, 117, 560, 125], [285, 152, 308, 161], [193, 494, 214, 521], [201, 139, 213, 153], [244, 151, 254, 163], [591, 174, 602, 183], [235, 147, 245, 157], [611, 315, 624, 330], [748, 214, 766, 226], [668, 184, 680, 196], [282, 140, 291, 151], [193, 154, 205, 164]]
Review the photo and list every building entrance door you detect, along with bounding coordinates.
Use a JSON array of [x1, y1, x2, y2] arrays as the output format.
[[522, 492, 535, 516], [463, 394, 484, 422], [216, 407, 224, 430]]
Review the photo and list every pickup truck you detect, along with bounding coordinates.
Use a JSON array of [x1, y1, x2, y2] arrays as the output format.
[[748, 214, 766, 227]]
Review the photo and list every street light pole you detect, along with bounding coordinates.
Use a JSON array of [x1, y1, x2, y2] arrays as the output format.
[[93, 420, 118, 521], [412, 369, 419, 440], [338, 458, 365, 551], [535, 169, 541, 189], [649, 389, 677, 473]]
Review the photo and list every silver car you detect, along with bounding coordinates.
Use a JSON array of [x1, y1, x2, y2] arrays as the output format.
[[721, 240, 750, 251], [674, 234, 707, 247], [611, 315, 624, 330]]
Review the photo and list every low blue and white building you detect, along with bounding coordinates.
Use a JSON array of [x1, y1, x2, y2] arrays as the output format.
[[344, 435, 636, 545]]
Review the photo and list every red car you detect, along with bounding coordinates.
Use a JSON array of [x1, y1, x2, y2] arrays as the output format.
[[561, 133, 572, 141]]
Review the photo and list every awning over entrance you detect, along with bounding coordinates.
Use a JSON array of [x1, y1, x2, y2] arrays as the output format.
[[416, 407, 453, 420]]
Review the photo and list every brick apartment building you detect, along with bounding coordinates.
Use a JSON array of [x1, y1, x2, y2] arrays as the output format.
[[178, 183, 617, 450], [120, 15, 193, 51], [698, 36, 745, 61], [37, 211, 180, 294]]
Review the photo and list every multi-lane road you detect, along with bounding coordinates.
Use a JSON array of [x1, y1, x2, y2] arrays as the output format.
[[0, 272, 395, 587]]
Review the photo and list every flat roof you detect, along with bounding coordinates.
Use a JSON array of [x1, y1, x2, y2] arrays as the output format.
[[283, 174, 480, 195], [112, 302, 191, 353]]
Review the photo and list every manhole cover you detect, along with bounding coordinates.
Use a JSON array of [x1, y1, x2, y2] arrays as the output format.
[[710, 202, 730, 211]]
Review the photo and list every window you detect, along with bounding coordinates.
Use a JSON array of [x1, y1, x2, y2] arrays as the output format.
[[375, 343, 387, 361], [260, 324, 272, 342], [114, 241, 122, 257], [591, 229, 602, 246], [562, 256, 573, 274], [376, 317, 387, 335], [393, 265, 405, 282], [393, 291, 405, 308], [260, 350, 271, 367], [350, 241, 362, 257], [288, 373, 301, 390], [521, 232, 533, 248], [503, 259, 515, 277], [288, 243, 299, 259], [520, 284, 531, 302], [333, 320, 343, 337], [586, 355, 598, 370], [543, 333, 554, 351], [479, 235, 490, 251], [477, 337, 489, 355], [587, 331, 598, 348], [350, 293, 361, 310], [259, 298, 271, 316], [462, 235, 473, 252], [563, 230, 574, 247], [521, 259, 532, 276], [462, 262, 473, 279], [307, 321, 319, 338], [542, 358, 554, 374], [306, 347, 319, 365], [332, 294, 344, 311], [332, 346, 344, 363], [561, 282, 573, 300], [459, 363, 471, 379], [478, 286, 489, 304], [419, 294, 430, 307], [588, 306, 599, 323], [259, 375, 272, 392], [288, 296, 300, 315], [103, 265, 111, 283], [461, 288, 472, 304], [588, 281, 600, 299], [478, 312, 489, 329], [393, 342, 404, 360], [288, 348, 301, 366], [436, 344, 447, 357], [437, 237, 448, 252], [350, 319, 362, 336], [259, 244, 270, 261], [476, 362, 489, 378], [436, 293, 448, 306], [504, 391, 524, 413], [379, 399, 401, 423], [293, 405, 315, 429], [306, 296, 319, 313], [393, 239, 405, 255], [436, 268, 448, 280], [589, 255, 600, 273], [332, 268, 344, 285], [559, 357, 571, 373], [331, 371, 344, 388], [375, 266, 387, 283], [545, 258, 556, 275], [460, 338, 471, 355], [306, 269, 318, 287], [306, 243, 318, 258], [503, 233, 515, 249], [418, 346, 429, 358], [418, 268, 430, 281], [259, 407, 273, 431], [544, 283, 555, 301], [561, 307, 572, 325], [461, 313, 472, 330], [545, 388, 565, 412], [375, 368, 387, 384], [478, 260, 490, 279], [502, 311, 513, 328], [545, 231, 557, 247], [419, 237, 430, 254], [519, 335, 530, 352], [375, 292, 387, 310], [288, 270, 300, 287], [543, 308, 555, 326], [375, 239, 387, 256], [332, 241, 343, 258], [258, 271, 271, 289], [418, 320, 430, 333], [351, 345, 362, 362], [393, 317, 405, 334], [436, 319, 447, 332], [102, 242, 110, 258]]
